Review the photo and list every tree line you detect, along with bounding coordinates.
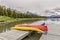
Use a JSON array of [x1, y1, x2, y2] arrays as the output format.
[[0, 6, 46, 18]]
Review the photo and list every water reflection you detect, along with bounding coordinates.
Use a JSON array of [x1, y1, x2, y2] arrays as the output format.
[[31, 18, 60, 25], [0, 18, 60, 33], [48, 18, 60, 21], [45, 18, 60, 24], [0, 20, 39, 33]]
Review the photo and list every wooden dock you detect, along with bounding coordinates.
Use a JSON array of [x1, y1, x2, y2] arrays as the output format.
[[0, 30, 31, 40], [39, 24, 60, 40]]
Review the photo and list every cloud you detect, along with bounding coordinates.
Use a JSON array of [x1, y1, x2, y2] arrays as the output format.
[[0, 0, 60, 16]]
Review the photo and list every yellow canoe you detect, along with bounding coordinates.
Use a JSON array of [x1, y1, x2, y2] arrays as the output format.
[[11, 25, 44, 33]]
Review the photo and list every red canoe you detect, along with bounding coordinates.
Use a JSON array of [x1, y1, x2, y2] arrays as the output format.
[[12, 24, 48, 33]]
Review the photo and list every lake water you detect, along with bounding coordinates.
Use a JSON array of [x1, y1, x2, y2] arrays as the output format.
[[0, 20, 38, 33], [0, 18, 60, 33], [0, 18, 60, 40], [23, 18, 60, 40]]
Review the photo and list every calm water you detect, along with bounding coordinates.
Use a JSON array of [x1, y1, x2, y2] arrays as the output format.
[[0, 18, 60, 32], [0, 20, 39, 33], [23, 18, 60, 40], [0, 18, 60, 40]]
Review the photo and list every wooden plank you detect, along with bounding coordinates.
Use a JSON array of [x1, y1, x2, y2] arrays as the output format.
[[0, 30, 31, 40], [39, 33, 60, 40]]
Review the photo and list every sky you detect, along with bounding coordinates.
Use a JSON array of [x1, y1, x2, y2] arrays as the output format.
[[0, 0, 60, 16]]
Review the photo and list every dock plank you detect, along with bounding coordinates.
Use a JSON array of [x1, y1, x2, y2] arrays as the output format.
[[0, 30, 31, 40]]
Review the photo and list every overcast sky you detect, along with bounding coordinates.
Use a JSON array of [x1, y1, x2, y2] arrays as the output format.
[[0, 0, 60, 16]]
